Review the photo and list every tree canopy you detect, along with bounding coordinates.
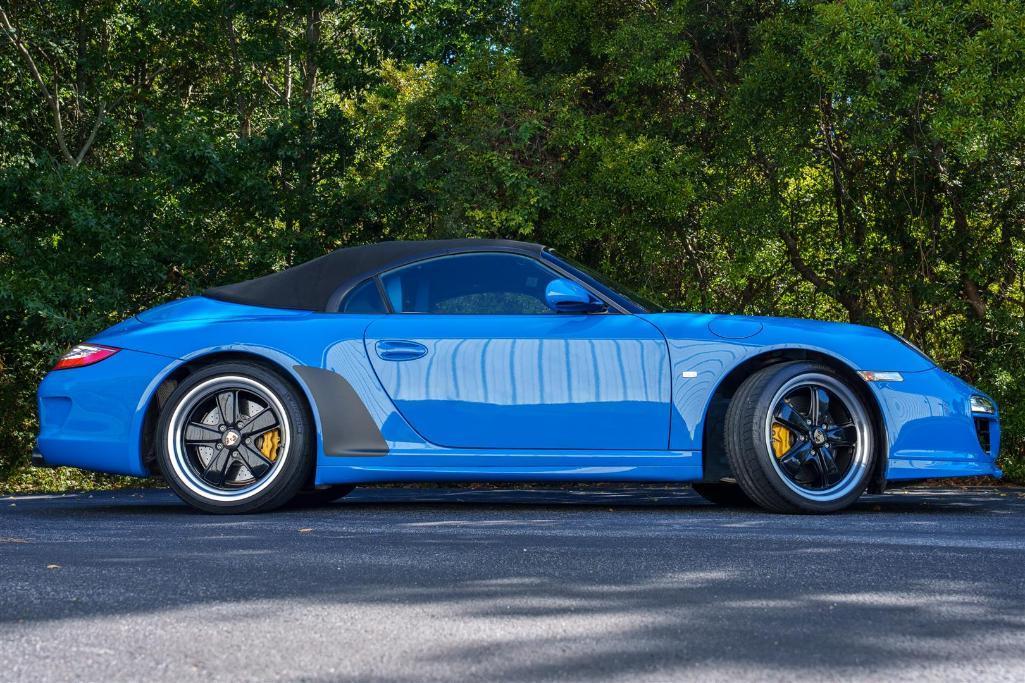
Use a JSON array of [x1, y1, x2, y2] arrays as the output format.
[[2, 0, 1023, 487]]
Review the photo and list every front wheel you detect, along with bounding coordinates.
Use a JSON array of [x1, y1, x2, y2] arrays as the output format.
[[156, 361, 314, 514], [725, 362, 876, 513]]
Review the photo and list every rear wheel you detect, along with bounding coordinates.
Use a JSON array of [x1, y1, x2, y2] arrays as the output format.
[[725, 362, 875, 513], [157, 361, 314, 514]]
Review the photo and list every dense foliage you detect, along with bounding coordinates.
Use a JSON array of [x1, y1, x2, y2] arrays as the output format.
[[2, 0, 1023, 488]]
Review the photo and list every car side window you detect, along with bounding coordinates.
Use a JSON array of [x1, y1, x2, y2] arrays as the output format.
[[379, 253, 561, 314], [339, 278, 387, 313]]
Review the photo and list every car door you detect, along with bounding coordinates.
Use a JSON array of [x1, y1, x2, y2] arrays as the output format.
[[363, 252, 671, 450]]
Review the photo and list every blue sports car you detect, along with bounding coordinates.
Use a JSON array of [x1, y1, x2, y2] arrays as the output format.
[[35, 239, 1001, 513]]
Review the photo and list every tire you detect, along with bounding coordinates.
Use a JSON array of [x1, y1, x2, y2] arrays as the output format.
[[724, 361, 875, 514], [156, 361, 314, 514], [691, 482, 757, 507], [287, 485, 356, 508]]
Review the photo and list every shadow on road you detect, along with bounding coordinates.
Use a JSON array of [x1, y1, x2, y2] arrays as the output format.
[[12, 484, 1024, 517], [2, 486, 1024, 681]]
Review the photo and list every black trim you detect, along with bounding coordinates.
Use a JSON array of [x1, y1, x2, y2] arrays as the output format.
[[373, 276, 394, 313], [292, 365, 389, 457], [31, 449, 51, 468], [974, 417, 993, 455]]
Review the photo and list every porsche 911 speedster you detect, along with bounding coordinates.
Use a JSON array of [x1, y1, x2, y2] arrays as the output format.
[[35, 239, 1001, 513]]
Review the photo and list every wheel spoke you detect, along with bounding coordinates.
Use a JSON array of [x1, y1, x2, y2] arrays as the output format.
[[775, 401, 811, 434], [184, 422, 222, 444], [241, 408, 279, 437], [817, 444, 841, 477], [238, 443, 272, 479], [778, 440, 813, 477], [216, 391, 237, 425], [825, 423, 857, 448], [812, 387, 832, 425], [202, 448, 232, 486], [805, 447, 827, 487]]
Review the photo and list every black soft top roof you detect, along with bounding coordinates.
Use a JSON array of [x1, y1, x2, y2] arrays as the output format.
[[203, 238, 544, 312]]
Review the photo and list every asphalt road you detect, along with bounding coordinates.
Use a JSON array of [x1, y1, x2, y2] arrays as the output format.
[[2, 486, 1025, 683]]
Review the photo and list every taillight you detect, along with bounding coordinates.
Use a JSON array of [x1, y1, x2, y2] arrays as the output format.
[[52, 344, 120, 370]]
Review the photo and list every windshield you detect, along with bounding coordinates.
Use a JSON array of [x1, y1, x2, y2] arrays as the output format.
[[541, 249, 669, 313]]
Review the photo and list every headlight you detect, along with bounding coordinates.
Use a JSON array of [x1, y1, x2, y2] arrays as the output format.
[[970, 395, 996, 414]]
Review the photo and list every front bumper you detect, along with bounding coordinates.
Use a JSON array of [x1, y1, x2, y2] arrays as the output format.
[[868, 368, 1001, 481], [35, 348, 177, 476]]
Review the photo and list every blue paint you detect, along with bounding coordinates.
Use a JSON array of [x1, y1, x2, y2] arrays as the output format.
[[544, 278, 603, 312], [36, 348, 175, 476], [363, 314, 671, 450], [708, 315, 763, 339], [868, 368, 1001, 480], [316, 462, 703, 485], [38, 278, 1000, 488]]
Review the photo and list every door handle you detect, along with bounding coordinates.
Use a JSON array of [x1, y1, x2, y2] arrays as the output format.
[[375, 339, 428, 361]]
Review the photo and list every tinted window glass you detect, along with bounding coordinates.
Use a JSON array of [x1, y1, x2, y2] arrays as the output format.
[[380, 253, 561, 314], [340, 278, 387, 313]]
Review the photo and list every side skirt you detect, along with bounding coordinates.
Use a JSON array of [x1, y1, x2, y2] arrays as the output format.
[[315, 452, 702, 486]]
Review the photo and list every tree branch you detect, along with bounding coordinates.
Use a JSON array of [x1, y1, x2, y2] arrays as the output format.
[[0, 4, 115, 165], [683, 31, 722, 92], [0, 4, 76, 163], [302, 8, 321, 103], [74, 98, 106, 164], [779, 229, 831, 293]]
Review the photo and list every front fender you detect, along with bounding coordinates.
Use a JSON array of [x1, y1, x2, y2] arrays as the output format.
[[641, 313, 935, 451]]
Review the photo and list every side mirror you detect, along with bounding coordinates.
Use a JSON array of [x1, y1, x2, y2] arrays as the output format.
[[545, 278, 604, 313]]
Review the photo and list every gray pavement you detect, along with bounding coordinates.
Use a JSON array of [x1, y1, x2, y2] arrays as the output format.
[[2, 485, 1025, 682]]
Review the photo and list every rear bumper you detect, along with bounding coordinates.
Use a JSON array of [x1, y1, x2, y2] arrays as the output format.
[[870, 368, 1002, 481], [35, 349, 178, 477]]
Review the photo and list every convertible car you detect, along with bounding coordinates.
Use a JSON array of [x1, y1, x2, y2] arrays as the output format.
[[35, 239, 1001, 513]]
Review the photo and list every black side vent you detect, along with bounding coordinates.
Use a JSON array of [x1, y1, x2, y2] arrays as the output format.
[[974, 418, 992, 455]]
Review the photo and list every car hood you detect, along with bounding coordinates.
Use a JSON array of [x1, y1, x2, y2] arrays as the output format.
[[641, 312, 936, 373]]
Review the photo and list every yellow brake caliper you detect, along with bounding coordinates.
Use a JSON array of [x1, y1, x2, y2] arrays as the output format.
[[258, 429, 281, 462], [771, 423, 793, 459]]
